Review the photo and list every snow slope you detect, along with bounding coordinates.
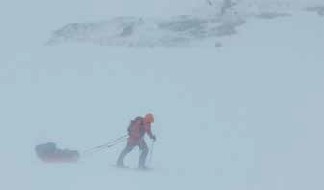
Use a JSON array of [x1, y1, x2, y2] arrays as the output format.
[[0, 1, 324, 190], [45, 0, 323, 47]]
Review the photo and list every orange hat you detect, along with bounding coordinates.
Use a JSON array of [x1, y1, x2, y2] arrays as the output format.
[[144, 113, 154, 123]]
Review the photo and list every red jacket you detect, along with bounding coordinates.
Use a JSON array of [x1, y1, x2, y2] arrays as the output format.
[[127, 117, 154, 145]]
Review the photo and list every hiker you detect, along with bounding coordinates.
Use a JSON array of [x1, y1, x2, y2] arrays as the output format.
[[117, 113, 156, 169]]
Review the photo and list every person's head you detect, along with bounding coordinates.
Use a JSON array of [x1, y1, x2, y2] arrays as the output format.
[[143, 113, 154, 124]]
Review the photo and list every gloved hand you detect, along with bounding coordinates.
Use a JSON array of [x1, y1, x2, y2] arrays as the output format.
[[152, 135, 156, 142]]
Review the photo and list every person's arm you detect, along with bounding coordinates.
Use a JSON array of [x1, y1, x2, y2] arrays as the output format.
[[145, 125, 156, 141]]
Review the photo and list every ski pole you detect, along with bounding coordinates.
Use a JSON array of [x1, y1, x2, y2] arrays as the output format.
[[148, 141, 155, 165]]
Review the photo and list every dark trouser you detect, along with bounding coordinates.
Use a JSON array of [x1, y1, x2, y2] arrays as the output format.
[[117, 140, 149, 168]]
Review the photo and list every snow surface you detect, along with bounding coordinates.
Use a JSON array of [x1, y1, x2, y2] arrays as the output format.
[[0, 1, 324, 190]]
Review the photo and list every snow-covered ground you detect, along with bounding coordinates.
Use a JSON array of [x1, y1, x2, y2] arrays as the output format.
[[0, 1, 324, 190]]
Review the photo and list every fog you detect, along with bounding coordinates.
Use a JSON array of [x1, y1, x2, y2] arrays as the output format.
[[0, 0, 323, 190]]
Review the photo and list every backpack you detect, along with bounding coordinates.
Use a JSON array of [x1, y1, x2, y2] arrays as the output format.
[[127, 116, 143, 135]]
